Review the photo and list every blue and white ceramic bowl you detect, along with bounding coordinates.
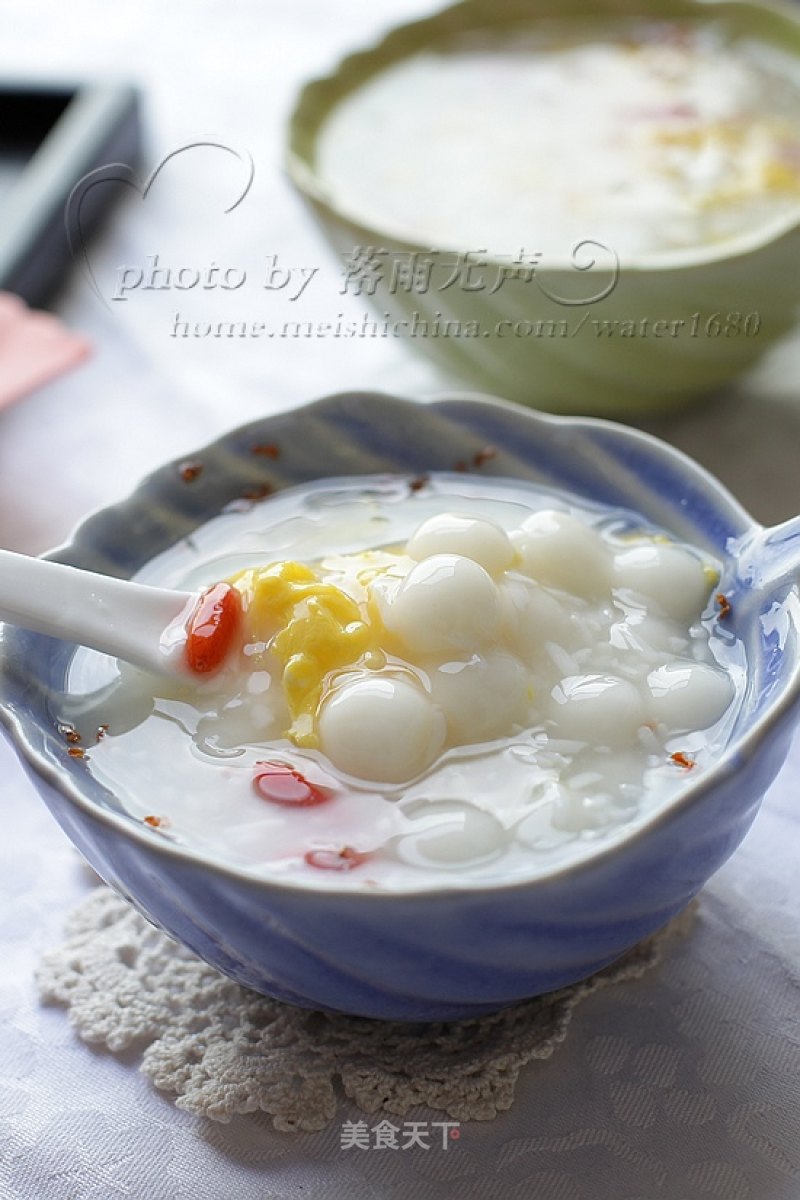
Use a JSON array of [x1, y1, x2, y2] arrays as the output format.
[[2, 392, 799, 1020]]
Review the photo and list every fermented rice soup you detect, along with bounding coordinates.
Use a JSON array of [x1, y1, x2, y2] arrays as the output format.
[[61, 474, 744, 890], [316, 19, 800, 258]]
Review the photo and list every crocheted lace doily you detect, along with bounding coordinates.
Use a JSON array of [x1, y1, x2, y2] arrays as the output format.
[[36, 887, 696, 1132]]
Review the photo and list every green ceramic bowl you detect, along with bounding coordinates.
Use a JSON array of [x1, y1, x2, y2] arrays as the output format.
[[287, 0, 800, 416]]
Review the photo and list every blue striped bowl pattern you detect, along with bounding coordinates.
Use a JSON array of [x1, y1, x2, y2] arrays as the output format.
[[2, 391, 799, 1020]]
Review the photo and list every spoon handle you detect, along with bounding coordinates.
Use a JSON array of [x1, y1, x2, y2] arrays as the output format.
[[737, 516, 800, 594], [0, 549, 192, 674]]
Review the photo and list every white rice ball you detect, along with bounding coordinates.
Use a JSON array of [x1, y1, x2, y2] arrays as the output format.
[[512, 510, 612, 598], [613, 543, 712, 622], [646, 661, 734, 732], [548, 673, 645, 747], [318, 675, 446, 783], [406, 513, 515, 576], [379, 553, 501, 656], [425, 650, 530, 742]]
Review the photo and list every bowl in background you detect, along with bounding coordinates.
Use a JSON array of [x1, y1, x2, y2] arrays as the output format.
[[1, 391, 800, 1020], [288, 0, 800, 415]]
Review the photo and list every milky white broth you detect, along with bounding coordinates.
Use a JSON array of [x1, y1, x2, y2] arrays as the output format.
[[62, 475, 744, 891], [315, 19, 800, 259]]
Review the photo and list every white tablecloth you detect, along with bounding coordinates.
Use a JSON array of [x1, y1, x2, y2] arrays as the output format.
[[0, 3, 799, 1196]]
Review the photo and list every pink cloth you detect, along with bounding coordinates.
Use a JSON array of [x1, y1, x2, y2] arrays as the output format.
[[0, 292, 90, 407]]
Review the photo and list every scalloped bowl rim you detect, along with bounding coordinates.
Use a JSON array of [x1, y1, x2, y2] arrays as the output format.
[[286, 0, 800, 273], [1, 390, 798, 900]]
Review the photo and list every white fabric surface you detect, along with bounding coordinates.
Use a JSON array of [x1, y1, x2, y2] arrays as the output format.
[[34, 888, 693, 1131], [0, 1, 799, 1196]]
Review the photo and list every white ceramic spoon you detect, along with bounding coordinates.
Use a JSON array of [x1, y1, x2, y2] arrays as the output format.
[[0, 548, 205, 676]]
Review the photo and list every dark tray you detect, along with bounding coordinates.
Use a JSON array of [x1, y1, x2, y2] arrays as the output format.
[[0, 83, 141, 306]]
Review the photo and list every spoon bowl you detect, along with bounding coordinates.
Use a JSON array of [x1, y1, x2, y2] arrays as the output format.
[[1, 391, 798, 1020], [0, 548, 196, 676]]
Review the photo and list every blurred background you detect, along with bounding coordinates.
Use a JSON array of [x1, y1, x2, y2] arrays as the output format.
[[0, 0, 799, 552], [1, 11, 800, 1193]]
